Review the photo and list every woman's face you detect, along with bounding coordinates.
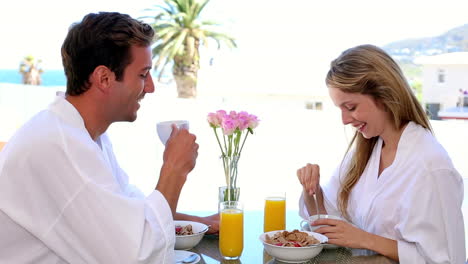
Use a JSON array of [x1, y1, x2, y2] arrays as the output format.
[[328, 87, 391, 139]]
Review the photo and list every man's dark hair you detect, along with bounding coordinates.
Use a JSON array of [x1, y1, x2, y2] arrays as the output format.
[[61, 12, 154, 95]]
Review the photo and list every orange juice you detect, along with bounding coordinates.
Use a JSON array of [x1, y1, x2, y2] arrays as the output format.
[[219, 208, 244, 258], [264, 197, 286, 232]]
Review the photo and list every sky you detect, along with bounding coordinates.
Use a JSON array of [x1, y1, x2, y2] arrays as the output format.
[[1, 0, 467, 94], [0, 0, 154, 69]]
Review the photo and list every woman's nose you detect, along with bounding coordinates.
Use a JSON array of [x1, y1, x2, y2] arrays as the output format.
[[341, 111, 353, 125]]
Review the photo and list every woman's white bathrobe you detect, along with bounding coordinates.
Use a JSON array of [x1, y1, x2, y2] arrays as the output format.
[[300, 122, 465, 263], [0, 95, 175, 263]]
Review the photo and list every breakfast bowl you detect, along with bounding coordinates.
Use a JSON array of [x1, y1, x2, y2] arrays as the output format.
[[174, 220, 209, 250], [259, 229, 327, 263]]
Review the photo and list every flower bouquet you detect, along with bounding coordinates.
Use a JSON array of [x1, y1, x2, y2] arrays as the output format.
[[207, 110, 260, 202]]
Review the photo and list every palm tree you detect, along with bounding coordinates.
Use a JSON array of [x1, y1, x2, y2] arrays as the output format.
[[19, 55, 43, 85], [146, 0, 236, 98]]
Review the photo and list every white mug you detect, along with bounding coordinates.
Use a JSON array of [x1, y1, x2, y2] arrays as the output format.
[[300, 214, 343, 232], [156, 120, 189, 145]]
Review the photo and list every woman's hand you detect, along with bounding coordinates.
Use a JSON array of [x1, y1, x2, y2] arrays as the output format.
[[313, 218, 399, 261], [174, 213, 220, 235], [198, 213, 220, 235], [297, 163, 320, 195], [312, 218, 370, 249]]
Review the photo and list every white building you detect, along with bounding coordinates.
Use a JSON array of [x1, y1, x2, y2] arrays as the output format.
[[415, 52, 468, 119]]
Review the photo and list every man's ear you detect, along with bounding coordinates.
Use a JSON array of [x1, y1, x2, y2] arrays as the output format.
[[91, 65, 114, 94]]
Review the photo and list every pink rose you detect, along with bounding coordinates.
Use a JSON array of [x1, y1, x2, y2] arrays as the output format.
[[216, 110, 227, 119], [207, 112, 221, 127], [229, 110, 238, 120], [221, 117, 237, 135], [237, 111, 250, 130], [248, 114, 259, 129]]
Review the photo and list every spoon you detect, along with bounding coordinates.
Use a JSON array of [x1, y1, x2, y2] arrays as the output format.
[[313, 193, 320, 220], [176, 253, 198, 263]]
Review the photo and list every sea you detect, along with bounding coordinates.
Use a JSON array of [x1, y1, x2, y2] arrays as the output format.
[[0, 69, 66, 86]]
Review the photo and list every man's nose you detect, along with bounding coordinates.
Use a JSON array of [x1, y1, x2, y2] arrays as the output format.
[[145, 72, 155, 93]]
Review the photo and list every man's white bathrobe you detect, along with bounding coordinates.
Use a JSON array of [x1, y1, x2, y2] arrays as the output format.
[[0, 95, 175, 263], [300, 122, 465, 263]]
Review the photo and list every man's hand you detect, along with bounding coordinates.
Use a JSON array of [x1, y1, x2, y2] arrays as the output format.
[[163, 125, 198, 179], [156, 125, 199, 216]]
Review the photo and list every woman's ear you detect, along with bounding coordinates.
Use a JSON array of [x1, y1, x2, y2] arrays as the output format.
[[374, 97, 388, 112], [91, 66, 115, 94]]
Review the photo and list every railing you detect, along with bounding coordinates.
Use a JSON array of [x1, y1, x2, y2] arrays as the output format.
[[459, 94, 468, 107]]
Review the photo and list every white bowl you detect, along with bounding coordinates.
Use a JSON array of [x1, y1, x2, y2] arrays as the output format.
[[174, 220, 208, 250], [259, 230, 327, 263]]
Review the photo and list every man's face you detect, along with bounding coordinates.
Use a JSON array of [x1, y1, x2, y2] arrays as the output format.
[[112, 45, 155, 122]]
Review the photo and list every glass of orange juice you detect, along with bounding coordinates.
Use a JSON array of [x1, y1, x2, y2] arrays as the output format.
[[263, 192, 286, 232], [219, 201, 243, 260]]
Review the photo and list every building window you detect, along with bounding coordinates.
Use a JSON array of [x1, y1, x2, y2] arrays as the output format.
[[437, 69, 445, 83], [305, 100, 323, 110]]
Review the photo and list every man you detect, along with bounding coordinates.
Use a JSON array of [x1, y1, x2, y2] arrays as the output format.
[[0, 12, 209, 263]]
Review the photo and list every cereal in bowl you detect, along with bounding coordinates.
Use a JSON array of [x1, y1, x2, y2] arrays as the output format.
[[175, 224, 194, 235], [265, 229, 320, 247]]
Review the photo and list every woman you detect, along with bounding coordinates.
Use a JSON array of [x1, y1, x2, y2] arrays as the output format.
[[297, 44, 465, 263]]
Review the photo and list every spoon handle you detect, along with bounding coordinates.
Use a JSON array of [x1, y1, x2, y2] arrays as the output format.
[[313, 193, 320, 220], [180, 253, 198, 263]]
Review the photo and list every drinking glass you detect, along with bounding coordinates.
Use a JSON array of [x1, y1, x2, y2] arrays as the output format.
[[263, 192, 286, 232], [219, 201, 243, 260]]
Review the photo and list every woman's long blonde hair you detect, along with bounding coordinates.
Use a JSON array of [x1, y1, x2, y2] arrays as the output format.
[[325, 44, 432, 219]]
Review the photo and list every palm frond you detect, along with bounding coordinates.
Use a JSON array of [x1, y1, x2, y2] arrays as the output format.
[[154, 16, 184, 29], [170, 29, 189, 56], [164, 0, 178, 13], [152, 45, 167, 62], [154, 23, 174, 32], [153, 41, 176, 73], [172, 0, 187, 13], [154, 4, 175, 14], [200, 20, 220, 26], [196, 0, 210, 16], [160, 29, 179, 44], [157, 59, 173, 80], [204, 32, 237, 49]]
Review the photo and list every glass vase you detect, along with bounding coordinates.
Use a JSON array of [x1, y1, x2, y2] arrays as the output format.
[[218, 154, 240, 203], [219, 186, 240, 203]]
